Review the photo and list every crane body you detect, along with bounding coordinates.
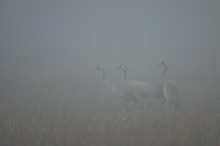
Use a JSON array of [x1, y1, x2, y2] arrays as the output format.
[[157, 61, 181, 111], [94, 66, 137, 106]]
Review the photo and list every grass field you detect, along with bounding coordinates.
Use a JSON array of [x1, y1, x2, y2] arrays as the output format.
[[0, 80, 220, 146]]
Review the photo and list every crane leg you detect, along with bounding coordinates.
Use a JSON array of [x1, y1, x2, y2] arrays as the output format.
[[121, 100, 130, 114]]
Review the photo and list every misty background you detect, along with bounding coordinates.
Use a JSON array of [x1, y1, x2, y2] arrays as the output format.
[[1, 0, 220, 94]]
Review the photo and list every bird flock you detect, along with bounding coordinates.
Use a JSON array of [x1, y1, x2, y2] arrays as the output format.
[[94, 61, 181, 112]]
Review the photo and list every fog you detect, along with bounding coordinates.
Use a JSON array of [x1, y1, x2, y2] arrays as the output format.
[[1, 1, 220, 145], [1, 0, 220, 91]]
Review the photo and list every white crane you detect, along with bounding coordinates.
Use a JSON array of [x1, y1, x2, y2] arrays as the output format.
[[157, 61, 180, 111], [94, 66, 137, 107], [115, 65, 164, 99], [115, 65, 166, 111]]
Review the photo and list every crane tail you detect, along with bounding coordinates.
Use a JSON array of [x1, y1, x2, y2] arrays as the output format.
[[125, 91, 137, 106]]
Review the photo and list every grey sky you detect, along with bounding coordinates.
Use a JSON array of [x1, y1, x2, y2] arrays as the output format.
[[1, 0, 220, 89]]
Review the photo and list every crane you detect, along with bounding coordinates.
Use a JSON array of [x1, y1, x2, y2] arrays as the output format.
[[94, 66, 137, 108], [115, 65, 165, 110], [115, 65, 164, 99], [157, 61, 180, 111]]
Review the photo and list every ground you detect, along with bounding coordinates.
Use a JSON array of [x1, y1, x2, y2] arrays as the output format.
[[0, 81, 219, 146]]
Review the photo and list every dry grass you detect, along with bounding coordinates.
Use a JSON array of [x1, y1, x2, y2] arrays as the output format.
[[0, 82, 220, 146]]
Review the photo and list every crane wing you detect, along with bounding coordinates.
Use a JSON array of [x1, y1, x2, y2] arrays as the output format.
[[103, 79, 137, 104], [103, 79, 126, 98], [126, 79, 154, 97]]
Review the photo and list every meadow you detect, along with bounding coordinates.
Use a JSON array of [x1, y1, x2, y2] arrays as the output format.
[[0, 79, 219, 146]]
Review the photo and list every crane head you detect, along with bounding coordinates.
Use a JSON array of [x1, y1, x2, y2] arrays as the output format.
[[115, 65, 127, 70], [157, 61, 169, 67], [94, 66, 105, 71]]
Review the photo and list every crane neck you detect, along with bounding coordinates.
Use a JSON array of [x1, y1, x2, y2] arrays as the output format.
[[163, 65, 168, 80], [122, 68, 127, 80], [100, 69, 105, 80]]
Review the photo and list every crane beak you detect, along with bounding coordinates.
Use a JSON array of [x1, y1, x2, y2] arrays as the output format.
[[157, 62, 163, 66], [114, 67, 120, 70], [157, 61, 169, 66], [94, 68, 98, 71]]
